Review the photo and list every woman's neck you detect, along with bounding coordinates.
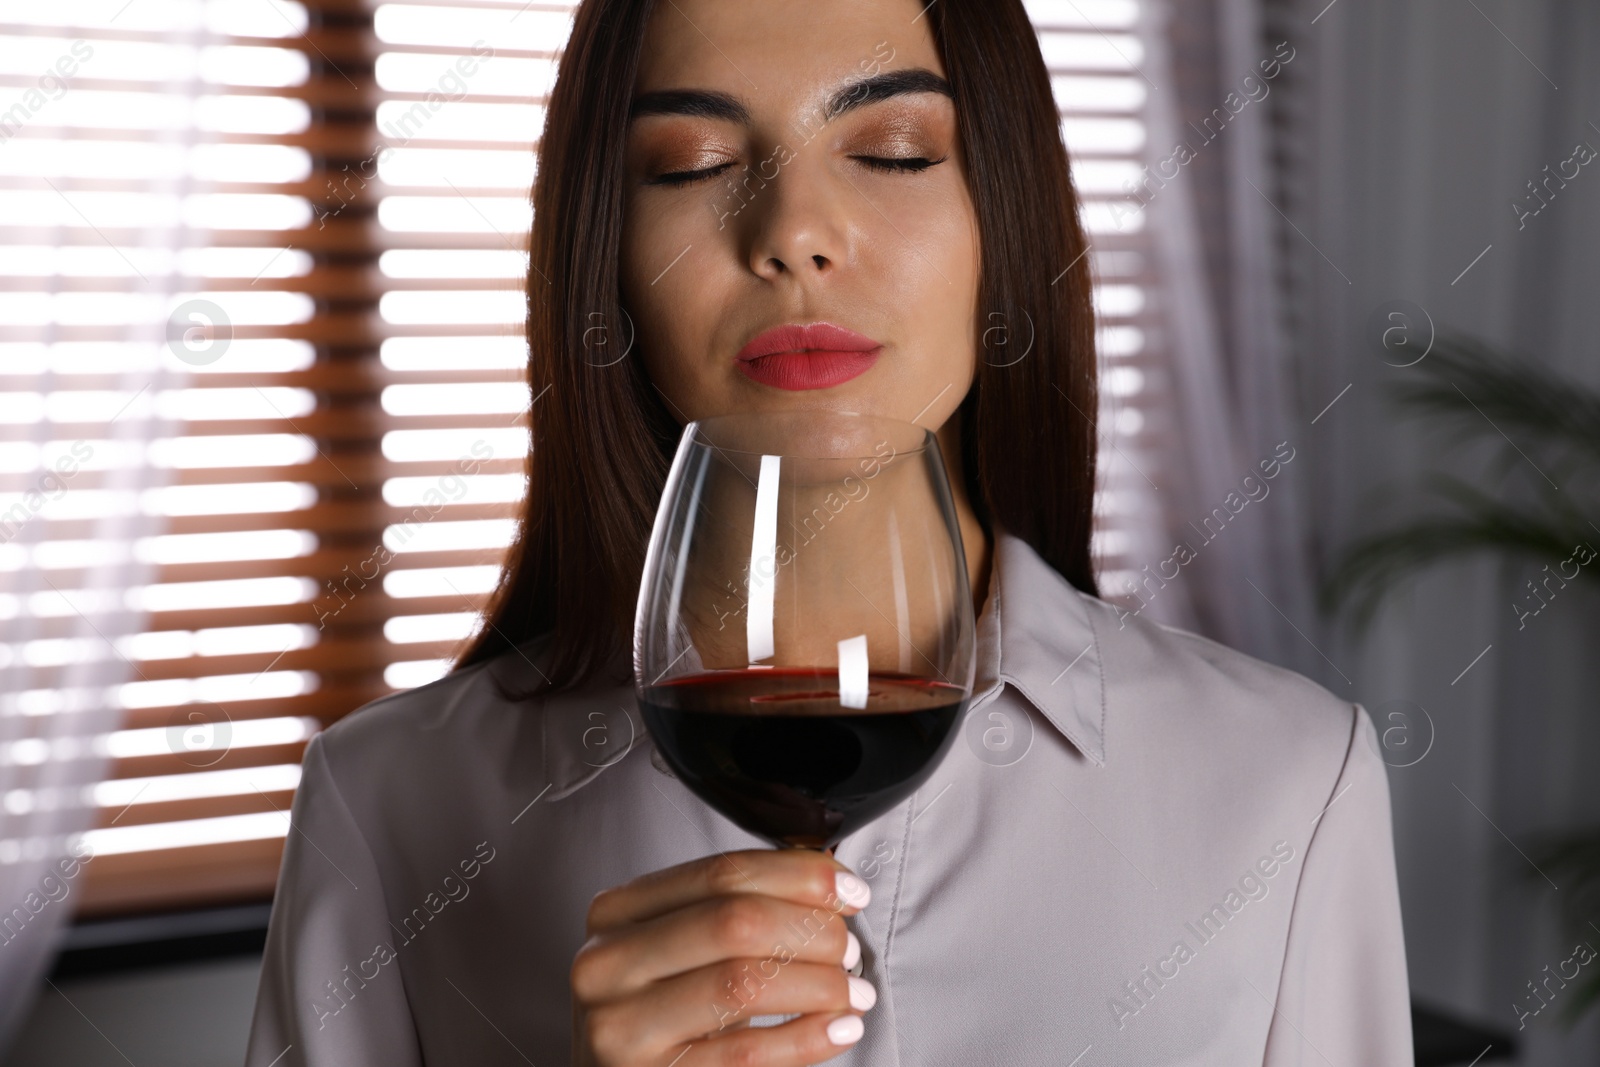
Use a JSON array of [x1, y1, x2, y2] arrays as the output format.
[[936, 413, 993, 618]]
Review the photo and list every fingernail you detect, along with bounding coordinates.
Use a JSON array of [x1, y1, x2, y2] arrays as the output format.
[[835, 870, 871, 909], [847, 975, 877, 1011], [841, 929, 861, 971], [827, 1014, 865, 1045]]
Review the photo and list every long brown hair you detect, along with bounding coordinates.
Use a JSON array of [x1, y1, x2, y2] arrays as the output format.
[[453, 0, 1099, 691]]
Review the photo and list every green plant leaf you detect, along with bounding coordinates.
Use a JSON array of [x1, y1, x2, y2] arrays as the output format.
[[1320, 477, 1596, 626], [1390, 334, 1600, 461], [1323, 332, 1600, 629]]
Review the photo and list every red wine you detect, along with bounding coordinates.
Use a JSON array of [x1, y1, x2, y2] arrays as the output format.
[[640, 667, 967, 849]]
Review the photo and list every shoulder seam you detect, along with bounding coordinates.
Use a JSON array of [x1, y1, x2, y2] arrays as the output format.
[[1079, 588, 1110, 765], [304, 729, 380, 883], [1260, 700, 1362, 1023], [298, 730, 429, 1052]]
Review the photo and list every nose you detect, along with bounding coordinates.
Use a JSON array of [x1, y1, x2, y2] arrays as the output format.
[[743, 159, 851, 281]]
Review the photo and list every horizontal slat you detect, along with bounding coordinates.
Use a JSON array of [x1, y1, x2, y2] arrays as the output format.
[[111, 740, 309, 784], [0, 272, 526, 298], [0, 24, 560, 64], [3, 323, 522, 343], [0, 215, 526, 253], [0, 360, 522, 387], [0, 174, 529, 203], [77, 835, 284, 917], [10, 499, 516, 540], [4, 594, 500, 640], [25, 409, 528, 441], [0, 591, 492, 633], [119, 637, 464, 682], [94, 788, 298, 832], [0, 124, 542, 157], [27, 548, 510, 593], [0, 320, 509, 347], [0, 75, 545, 111], [1, 358, 1162, 402], [118, 685, 391, 731], [0, 460, 523, 495], [0, 23, 378, 59], [0, 365, 526, 392]]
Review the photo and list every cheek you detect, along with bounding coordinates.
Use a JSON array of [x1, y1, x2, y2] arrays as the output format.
[[619, 198, 691, 313], [865, 179, 981, 406], [620, 198, 727, 412]]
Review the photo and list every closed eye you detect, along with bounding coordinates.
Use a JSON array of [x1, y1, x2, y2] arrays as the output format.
[[647, 154, 948, 188], [853, 154, 947, 173], [646, 161, 736, 188]]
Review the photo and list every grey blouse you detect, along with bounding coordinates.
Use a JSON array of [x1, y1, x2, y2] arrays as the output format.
[[244, 525, 1413, 1065]]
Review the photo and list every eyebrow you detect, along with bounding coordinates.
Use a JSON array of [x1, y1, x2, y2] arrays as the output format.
[[627, 67, 953, 126]]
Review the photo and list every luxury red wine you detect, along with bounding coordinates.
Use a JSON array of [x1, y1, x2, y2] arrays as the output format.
[[640, 667, 968, 849]]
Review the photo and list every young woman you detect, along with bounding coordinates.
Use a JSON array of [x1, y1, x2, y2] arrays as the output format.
[[246, 0, 1412, 1063]]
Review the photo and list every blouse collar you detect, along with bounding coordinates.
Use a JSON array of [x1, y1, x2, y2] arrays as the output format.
[[978, 521, 1108, 767], [512, 522, 1111, 803]]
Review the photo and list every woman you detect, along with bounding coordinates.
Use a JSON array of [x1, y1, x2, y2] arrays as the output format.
[[245, 0, 1412, 1063]]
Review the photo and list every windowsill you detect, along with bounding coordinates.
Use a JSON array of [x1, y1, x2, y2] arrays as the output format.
[[50, 902, 273, 981]]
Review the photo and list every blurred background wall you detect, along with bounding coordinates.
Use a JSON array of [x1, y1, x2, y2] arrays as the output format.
[[1289, 3, 1600, 1062]]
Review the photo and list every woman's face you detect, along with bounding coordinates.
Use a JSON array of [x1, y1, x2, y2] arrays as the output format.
[[619, 0, 980, 433]]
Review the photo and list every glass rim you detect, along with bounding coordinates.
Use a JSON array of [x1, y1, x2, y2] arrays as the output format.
[[685, 409, 934, 459]]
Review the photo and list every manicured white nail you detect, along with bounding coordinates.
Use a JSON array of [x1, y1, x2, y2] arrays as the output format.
[[827, 1014, 865, 1045], [841, 929, 861, 971], [847, 975, 877, 1011], [835, 871, 871, 909]]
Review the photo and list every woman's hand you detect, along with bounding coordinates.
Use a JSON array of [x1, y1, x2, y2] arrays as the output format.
[[571, 848, 876, 1065]]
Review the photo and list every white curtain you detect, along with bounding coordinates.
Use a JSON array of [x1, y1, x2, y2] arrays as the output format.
[[0, 362, 174, 1052], [1137, 0, 1600, 1062], [1279, 2, 1600, 1062], [1129, 0, 1322, 674], [0, 5, 225, 1048]]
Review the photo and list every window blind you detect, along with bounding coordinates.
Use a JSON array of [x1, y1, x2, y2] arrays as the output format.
[[1, 0, 330, 917], [1, 0, 1168, 917], [0, 0, 553, 917], [1030, 0, 1173, 603]]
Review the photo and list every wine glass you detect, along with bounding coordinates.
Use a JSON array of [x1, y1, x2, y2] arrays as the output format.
[[634, 410, 977, 852]]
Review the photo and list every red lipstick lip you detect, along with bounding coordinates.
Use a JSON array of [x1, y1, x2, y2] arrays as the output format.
[[736, 322, 883, 361], [735, 349, 880, 391], [734, 322, 883, 391]]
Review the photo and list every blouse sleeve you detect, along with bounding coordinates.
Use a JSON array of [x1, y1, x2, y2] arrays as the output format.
[[1261, 703, 1414, 1066], [244, 730, 426, 1067]]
